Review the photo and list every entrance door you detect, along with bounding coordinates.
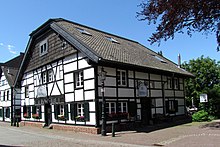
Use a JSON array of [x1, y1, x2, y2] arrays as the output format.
[[44, 103, 52, 126], [141, 98, 151, 125]]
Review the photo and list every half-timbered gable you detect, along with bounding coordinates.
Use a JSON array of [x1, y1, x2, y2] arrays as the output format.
[[15, 18, 193, 133]]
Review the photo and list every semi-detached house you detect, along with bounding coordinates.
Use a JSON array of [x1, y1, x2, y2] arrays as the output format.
[[14, 18, 193, 133]]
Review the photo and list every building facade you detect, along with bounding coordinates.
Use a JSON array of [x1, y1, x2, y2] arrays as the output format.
[[15, 18, 193, 133], [0, 54, 24, 123]]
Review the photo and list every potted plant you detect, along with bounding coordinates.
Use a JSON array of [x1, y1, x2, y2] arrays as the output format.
[[23, 113, 30, 118], [58, 114, 65, 121], [75, 115, 84, 121], [32, 114, 40, 119]]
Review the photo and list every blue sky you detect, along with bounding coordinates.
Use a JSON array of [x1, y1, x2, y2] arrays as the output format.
[[0, 0, 219, 64]]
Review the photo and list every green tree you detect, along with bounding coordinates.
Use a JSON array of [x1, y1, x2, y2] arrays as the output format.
[[137, 0, 220, 51], [182, 56, 220, 117]]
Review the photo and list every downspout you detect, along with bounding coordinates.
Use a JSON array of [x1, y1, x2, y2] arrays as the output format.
[[11, 87, 13, 126]]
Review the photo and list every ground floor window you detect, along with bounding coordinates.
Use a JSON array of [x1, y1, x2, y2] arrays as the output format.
[[0, 108, 2, 117], [54, 104, 68, 121], [23, 106, 31, 118], [70, 102, 90, 121], [6, 107, 10, 118], [166, 100, 178, 114], [32, 106, 41, 119]]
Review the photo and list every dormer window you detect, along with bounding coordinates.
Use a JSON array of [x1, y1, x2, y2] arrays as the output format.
[[106, 36, 119, 43], [39, 39, 48, 56], [77, 28, 91, 36]]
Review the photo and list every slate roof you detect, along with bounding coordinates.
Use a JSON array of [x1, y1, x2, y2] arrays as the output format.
[[53, 19, 193, 77], [1, 53, 24, 87]]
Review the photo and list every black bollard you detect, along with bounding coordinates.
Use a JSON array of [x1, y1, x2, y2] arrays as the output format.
[[16, 118, 19, 127], [112, 123, 115, 137]]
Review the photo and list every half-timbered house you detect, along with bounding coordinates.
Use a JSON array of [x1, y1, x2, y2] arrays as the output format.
[[15, 18, 193, 133], [0, 53, 24, 123]]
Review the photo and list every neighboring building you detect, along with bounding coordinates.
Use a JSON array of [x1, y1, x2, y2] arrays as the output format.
[[15, 18, 193, 133], [0, 53, 24, 123]]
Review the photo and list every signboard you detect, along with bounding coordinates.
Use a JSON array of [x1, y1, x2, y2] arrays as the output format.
[[37, 86, 47, 98], [138, 81, 148, 97], [200, 94, 208, 103]]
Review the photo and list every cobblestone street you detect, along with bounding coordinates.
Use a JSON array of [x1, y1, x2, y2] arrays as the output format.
[[0, 120, 220, 147]]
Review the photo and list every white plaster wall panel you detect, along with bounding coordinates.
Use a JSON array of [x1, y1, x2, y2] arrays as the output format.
[[26, 78, 33, 85], [89, 102, 95, 111], [86, 113, 96, 125], [84, 79, 95, 90], [29, 91, 34, 99], [6, 101, 10, 106], [65, 93, 74, 102], [118, 88, 134, 97], [25, 98, 30, 105], [15, 99, 21, 105], [135, 72, 148, 79], [85, 90, 95, 100], [179, 84, 184, 90], [100, 67, 116, 76], [104, 77, 116, 87], [129, 79, 134, 87], [176, 106, 185, 115], [98, 87, 116, 97], [135, 89, 150, 97], [154, 82, 162, 89], [175, 91, 184, 97], [21, 100, 25, 106], [56, 65, 63, 80], [63, 54, 77, 64], [78, 59, 90, 69], [156, 108, 163, 114], [151, 90, 162, 97], [29, 84, 34, 92], [84, 68, 94, 80], [26, 72, 33, 79], [57, 81, 64, 94], [150, 74, 161, 80], [64, 73, 74, 83], [64, 62, 77, 73], [46, 64, 52, 70], [137, 104, 141, 108], [47, 83, 53, 95], [29, 99, 34, 105], [177, 98, 185, 105], [75, 89, 84, 101], [156, 98, 163, 107], [165, 90, 174, 97], [50, 83, 61, 96], [128, 70, 134, 78], [65, 83, 74, 93]]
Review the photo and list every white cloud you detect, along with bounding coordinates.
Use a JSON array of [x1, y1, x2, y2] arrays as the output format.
[[0, 42, 17, 55]]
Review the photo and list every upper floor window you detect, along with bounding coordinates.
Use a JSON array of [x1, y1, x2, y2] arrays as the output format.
[[42, 71, 47, 84], [117, 70, 127, 86], [174, 78, 179, 89], [3, 91, 5, 101], [75, 71, 84, 88], [7, 90, 9, 101], [39, 39, 48, 56], [48, 69, 54, 82], [25, 86, 29, 98]]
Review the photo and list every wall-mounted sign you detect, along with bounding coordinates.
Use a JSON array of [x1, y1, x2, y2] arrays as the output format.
[[138, 81, 148, 97], [37, 86, 47, 98], [200, 94, 208, 103]]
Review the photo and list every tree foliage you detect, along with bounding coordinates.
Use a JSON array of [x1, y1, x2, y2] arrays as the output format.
[[182, 56, 220, 116], [137, 0, 220, 50]]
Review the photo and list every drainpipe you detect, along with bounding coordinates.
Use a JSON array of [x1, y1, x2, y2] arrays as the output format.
[[11, 87, 13, 126]]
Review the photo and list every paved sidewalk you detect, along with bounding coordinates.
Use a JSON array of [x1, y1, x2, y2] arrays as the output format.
[[0, 120, 220, 147]]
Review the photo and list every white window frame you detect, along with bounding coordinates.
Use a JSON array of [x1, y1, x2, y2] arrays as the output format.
[[59, 104, 64, 115], [106, 102, 116, 114], [75, 71, 84, 88], [118, 102, 128, 113], [39, 39, 48, 56], [42, 71, 47, 84], [48, 69, 54, 82], [77, 103, 84, 116], [117, 70, 127, 86], [25, 86, 29, 98], [174, 78, 179, 89]]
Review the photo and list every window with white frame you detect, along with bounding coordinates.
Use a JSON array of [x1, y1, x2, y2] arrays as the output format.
[[39, 39, 48, 56], [7, 90, 9, 101], [77, 103, 84, 116], [118, 102, 128, 113], [59, 104, 64, 116], [167, 77, 172, 89], [106, 102, 116, 114], [174, 78, 179, 89], [42, 71, 47, 84], [75, 71, 84, 87], [117, 70, 127, 86], [48, 69, 53, 82], [25, 86, 29, 98]]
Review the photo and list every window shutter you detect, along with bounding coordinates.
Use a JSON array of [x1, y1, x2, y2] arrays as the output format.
[[64, 104, 69, 120], [54, 105, 58, 119], [70, 103, 77, 120], [28, 107, 31, 117], [174, 100, 178, 112], [0, 109, 2, 117], [165, 101, 169, 113], [32, 106, 36, 114], [128, 101, 137, 117], [39, 106, 42, 119], [98, 102, 102, 119], [84, 102, 90, 121]]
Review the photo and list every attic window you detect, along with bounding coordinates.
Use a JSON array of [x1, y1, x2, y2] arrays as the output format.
[[152, 55, 167, 63], [106, 36, 119, 43], [39, 39, 48, 56], [77, 28, 91, 36]]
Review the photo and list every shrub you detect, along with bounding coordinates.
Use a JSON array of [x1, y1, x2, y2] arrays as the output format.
[[192, 110, 216, 122]]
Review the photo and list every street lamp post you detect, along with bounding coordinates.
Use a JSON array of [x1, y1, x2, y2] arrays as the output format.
[[99, 67, 107, 136]]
